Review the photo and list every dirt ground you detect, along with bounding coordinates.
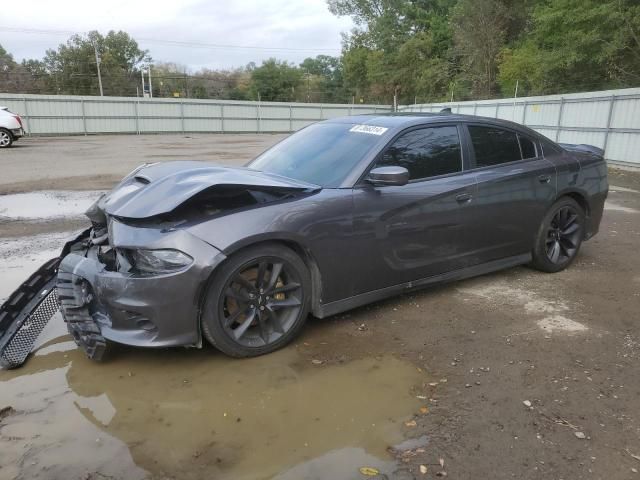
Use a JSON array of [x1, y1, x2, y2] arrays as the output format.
[[1, 135, 640, 480]]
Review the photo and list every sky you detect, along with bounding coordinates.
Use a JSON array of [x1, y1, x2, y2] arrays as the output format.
[[0, 0, 354, 70]]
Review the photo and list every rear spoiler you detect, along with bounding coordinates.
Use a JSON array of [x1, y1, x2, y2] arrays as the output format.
[[558, 143, 604, 158]]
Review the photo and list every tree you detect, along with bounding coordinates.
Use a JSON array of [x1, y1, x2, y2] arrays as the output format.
[[248, 59, 303, 101], [330, 0, 457, 103], [42, 30, 150, 96], [498, 0, 640, 96], [451, 0, 510, 98], [299, 55, 347, 102]]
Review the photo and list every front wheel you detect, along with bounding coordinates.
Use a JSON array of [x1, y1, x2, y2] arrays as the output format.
[[0, 129, 13, 148], [531, 197, 585, 273], [201, 243, 311, 357]]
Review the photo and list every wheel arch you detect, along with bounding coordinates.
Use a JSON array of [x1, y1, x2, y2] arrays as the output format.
[[205, 235, 324, 319], [556, 189, 590, 219]]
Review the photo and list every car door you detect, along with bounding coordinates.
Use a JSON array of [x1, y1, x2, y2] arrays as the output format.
[[350, 123, 478, 296], [461, 123, 557, 264]]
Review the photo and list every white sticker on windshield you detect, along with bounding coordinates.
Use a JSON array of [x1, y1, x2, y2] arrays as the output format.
[[349, 124, 388, 135]]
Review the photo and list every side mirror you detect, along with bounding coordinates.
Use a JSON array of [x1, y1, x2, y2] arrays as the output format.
[[367, 166, 410, 187]]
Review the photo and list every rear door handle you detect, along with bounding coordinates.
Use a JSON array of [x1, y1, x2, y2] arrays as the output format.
[[456, 193, 472, 203], [538, 174, 551, 184]]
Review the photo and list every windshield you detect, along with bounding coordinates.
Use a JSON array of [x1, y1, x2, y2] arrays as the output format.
[[248, 122, 385, 187]]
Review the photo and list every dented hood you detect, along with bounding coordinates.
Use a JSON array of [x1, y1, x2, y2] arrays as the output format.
[[100, 161, 321, 219]]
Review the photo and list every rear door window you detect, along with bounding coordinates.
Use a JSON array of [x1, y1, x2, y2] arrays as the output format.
[[468, 125, 522, 168], [376, 126, 462, 181]]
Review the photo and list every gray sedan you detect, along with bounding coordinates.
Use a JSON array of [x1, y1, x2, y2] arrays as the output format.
[[0, 113, 608, 366]]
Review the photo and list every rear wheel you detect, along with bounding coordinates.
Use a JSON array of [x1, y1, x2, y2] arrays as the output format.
[[201, 243, 311, 357], [0, 129, 13, 148], [531, 197, 585, 273]]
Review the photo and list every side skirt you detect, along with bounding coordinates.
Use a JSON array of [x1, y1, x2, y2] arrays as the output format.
[[316, 253, 532, 319]]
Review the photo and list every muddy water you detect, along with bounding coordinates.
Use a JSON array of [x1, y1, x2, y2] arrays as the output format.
[[0, 190, 102, 220], [0, 231, 73, 302], [0, 189, 428, 479], [0, 344, 425, 480]]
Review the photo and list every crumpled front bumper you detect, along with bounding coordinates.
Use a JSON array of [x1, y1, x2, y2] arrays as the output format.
[[57, 221, 226, 358]]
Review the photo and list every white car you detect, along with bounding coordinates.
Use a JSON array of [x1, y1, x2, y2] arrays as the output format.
[[0, 106, 25, 148]]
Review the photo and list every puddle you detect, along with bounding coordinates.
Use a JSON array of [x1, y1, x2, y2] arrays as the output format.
[[0, 190, 102, 220], [0, 230, 74, 302], [604, 201, 639, 214], [609, 185, 640, 194], [537, 315, 588, 333], [459, 281, 588, 334], [0, 349, 426, 480]]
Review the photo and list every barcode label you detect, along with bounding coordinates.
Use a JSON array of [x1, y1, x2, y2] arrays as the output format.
[[349, 125, 388, 135]]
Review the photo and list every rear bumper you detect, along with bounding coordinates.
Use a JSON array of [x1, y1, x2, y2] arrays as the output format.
[[57, 223, 226, 352], [11, 128, 24, 138]]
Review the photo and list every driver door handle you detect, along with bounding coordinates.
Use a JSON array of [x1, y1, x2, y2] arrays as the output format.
[[538, 174, 551, 184], [456, 193, 472, 204]]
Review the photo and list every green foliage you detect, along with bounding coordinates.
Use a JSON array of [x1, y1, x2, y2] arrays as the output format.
[[334, 0, 640, 103], [39, 30, 150, 95], [498, 0, 640, 96], [247, 58, 303, 101], [2, 1, 639, 104]]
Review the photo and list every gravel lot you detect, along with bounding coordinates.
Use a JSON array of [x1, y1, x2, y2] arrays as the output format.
[[1, 135, 640, 480]]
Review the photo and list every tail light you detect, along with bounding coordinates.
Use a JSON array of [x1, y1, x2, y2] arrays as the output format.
[[13, 115, 23, 128]]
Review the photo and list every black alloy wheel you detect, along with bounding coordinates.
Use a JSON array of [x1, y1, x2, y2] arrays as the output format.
[[531, 197, 585, 273], [201, 244, 310, 357], [545, 205, 582, 264], [221, 258, 303, 346]]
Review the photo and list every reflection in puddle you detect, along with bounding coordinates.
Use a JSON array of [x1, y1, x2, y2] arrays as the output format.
[[0, 230, 75, 302], [0, 190, 101, 220], [0, 347, 426, 479]]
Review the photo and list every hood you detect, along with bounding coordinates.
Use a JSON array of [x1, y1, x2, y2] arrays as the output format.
[[96, 161, 321, 219]]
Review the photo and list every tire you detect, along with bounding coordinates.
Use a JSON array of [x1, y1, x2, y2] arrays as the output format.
[[201, 243, 311, 357], [0, 129, 13, 148], [530, 197, 585, 273]]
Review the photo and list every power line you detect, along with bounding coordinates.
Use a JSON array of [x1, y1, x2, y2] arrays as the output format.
[[0, 26, 342, 53]]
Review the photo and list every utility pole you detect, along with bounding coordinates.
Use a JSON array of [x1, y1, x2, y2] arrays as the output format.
[[141, 69, 146, 97], [94, 44, 103, 96]]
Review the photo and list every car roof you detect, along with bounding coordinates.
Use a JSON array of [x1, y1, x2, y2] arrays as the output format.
[[325, 112, 530, 132]]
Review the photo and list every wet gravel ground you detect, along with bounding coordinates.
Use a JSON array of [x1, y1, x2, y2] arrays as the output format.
[[0, 135, 639, 480]]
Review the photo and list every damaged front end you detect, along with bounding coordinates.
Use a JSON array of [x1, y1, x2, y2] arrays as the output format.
[[0, 230, 89, 369], [0, 161, 319, 369]]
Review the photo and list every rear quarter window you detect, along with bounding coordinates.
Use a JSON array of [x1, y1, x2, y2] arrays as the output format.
[[518, 135, 537, 159], [539, 138, 564, 156]]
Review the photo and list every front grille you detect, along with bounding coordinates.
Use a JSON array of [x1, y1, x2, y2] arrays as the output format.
[[0, 258, 61, 369], [0, 284, 59, 369]]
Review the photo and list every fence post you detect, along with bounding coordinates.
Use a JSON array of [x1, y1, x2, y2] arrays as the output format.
[[257, 103, 261, 133], [180, 101, 185, 134], [521, 101, 527, 125], [494, 103, 499, 118], [602, 95, 616, 157], [23, 97, 31, 136], [81, 99, 87, 135], [289, 104, 293, 132], [555, 97, 565, 142], [135, 98, 140, 135], [321, 104, 325, 119], [220, 104, 225, 133], [473, 103, 478, 116]]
